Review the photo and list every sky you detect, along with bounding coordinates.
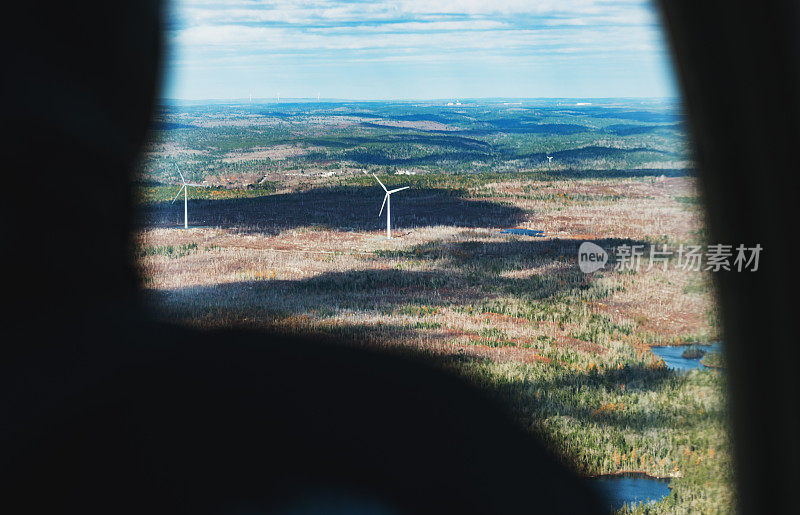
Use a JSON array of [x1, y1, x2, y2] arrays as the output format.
[[161, 0, 679, 100]]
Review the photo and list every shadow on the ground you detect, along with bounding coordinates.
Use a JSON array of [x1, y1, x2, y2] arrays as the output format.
[[143, 237, 647, 315], [331, 143, 677, 167], [549, 168, 693, 179], [604, 123, 685, 136], [342, 149, 493, 166], [458, 123, 592, 136], [303, 134, 491, 151], [142, 235, 700, 434], [136, 186, 527, 234], [513, 146, 678, 166]]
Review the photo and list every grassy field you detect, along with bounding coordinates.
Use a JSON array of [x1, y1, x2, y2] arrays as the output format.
[[135, 101, 732, 513]]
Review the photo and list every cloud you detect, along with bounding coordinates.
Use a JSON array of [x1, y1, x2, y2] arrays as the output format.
[[170, 1, 663, 55], [163, 0, 674, 99]]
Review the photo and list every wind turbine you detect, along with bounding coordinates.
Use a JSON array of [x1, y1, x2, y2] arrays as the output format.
[[171, 163, 203, 229], [373, 174, 409, 239], [546, 155, 553, 164]]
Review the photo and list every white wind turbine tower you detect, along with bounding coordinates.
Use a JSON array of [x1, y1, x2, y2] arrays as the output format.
[[373, 174, 409, 239], [171, 163, 203, 229]]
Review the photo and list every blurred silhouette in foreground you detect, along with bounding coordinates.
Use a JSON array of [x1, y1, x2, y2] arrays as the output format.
[[2, 2, 601, 513]]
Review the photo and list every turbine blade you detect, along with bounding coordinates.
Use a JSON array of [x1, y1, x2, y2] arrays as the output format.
[[388, 186, 409, 194], [171, 185, 185, 203], [372, 173, 387, 192], [174, 162, 186, 185], [379, 193, 388, 217]]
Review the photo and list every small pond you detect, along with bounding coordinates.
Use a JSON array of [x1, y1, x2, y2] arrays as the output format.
[[588, 473, 671, 511], [500, 228, 545, 237], [650, 342, 723, 372]]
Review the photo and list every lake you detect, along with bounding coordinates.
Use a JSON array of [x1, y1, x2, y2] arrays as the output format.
[[500, 228, 545, 237], [589, 473, 671, 511], [650, 342, 723, 372]]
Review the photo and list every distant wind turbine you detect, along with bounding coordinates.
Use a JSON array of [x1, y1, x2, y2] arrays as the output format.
[[373, 174, 409, 239], [546, 155, 553, 163], [171, 163, 203, 229]]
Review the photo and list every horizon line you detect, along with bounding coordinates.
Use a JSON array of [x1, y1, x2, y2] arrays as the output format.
[[159, 96, 680, 103]]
